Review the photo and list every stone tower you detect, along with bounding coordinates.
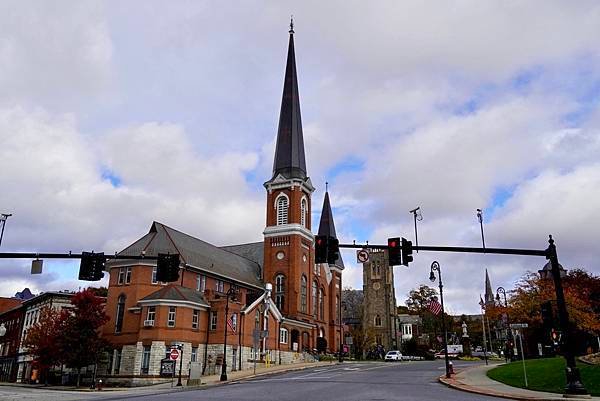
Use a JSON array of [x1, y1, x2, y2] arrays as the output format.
[[362, 250, 397, 351]]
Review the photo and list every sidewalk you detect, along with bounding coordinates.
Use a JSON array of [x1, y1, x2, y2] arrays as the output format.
[[440, 363, 598, 401], [0, 360, 332, 393]]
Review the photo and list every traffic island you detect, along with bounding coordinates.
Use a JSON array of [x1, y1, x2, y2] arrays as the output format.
[[439, 362, 600, 400]]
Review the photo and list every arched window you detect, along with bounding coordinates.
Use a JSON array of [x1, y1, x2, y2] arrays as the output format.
[[319, 288, 324, 320], [335, 295, 340, 323], [300, 275, 307, 313], [312, 281, 318, 316], [275, 274, 285, 310], [375, 314, 382, 327], [301, 198, 307, 227], [115, 294, 126, 333], [276, 195, 289, 225]]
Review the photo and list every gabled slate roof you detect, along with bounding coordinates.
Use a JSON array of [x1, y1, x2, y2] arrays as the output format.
[[140, 284, 209, 308], [317, 191, 345, 269], [272, 28, 307, 180], [220, 242, 264, 269], [117, 222, 263, 288]]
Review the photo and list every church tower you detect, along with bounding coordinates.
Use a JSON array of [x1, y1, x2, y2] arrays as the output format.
[[263, 22, 315, 325]]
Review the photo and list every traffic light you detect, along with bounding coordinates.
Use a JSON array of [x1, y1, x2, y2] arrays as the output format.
[[327, 237, 340, 265], [541, 301, 554, 328], [315, 235, 328, 264], [156, 253, 181, 282], [401, 237, 413, 266], [388, 237, 401, 266], [78, 251, 106, 281]]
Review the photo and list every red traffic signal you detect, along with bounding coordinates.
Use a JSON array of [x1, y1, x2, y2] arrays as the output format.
[[388, 237, 401, 266], [315, 235, 328, 264]]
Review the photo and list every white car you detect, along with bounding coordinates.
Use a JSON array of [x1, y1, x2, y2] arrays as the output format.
[[385, 351, 402, 361]]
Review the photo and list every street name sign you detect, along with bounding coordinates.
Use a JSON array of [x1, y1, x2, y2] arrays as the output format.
[[510, 323, 529, 329]]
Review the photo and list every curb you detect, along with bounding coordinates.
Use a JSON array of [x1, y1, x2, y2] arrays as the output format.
[[438, 367, 593, 401]]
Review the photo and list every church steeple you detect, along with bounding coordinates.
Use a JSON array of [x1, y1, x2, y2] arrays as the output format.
[[318, 189, 345, 269], [272, 21, 307, 180], [484, 269, 494, 305]]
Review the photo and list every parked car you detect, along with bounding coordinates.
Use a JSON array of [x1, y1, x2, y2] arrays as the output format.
[[434, 351, 458, 359], [385, 350, 402, 361]]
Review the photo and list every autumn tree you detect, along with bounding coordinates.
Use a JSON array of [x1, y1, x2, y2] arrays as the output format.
[[61, 289, 110, 387], [506, 268, 600, 355], [23, 307, 68, 385]]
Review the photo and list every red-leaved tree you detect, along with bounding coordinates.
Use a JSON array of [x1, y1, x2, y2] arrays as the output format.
[[23, 307, 68, 385], [61, 289, 110, 387]]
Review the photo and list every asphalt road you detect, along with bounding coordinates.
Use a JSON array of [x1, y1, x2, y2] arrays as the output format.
[[0, 360, 502, 401]]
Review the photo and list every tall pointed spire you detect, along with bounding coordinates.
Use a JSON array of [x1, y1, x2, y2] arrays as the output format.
[[484, 269, 494, 304], [318, 190, 345, 268], [272, 20, 307, 180]]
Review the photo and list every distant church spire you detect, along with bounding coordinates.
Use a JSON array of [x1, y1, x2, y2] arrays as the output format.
[[484, 269, 494, 305], [318, 190, 345, 268], [272, 20, 307, 180]]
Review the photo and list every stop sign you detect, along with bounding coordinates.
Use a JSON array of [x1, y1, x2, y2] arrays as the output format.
[[170, 348, 180, 360]]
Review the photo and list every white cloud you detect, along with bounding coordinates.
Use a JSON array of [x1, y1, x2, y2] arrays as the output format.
[[1, 2, 600, 313]]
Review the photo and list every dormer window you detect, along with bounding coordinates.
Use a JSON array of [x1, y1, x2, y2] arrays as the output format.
[[276, 194, 289, 225]]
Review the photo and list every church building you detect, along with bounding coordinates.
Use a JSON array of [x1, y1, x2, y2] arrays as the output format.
[[99, 24, 345, 386]]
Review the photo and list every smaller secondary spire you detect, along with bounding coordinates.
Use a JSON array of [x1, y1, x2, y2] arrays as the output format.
[[484, 269, 494, 303], [289, 15, 294, 34], [318, 190, 345, 268]]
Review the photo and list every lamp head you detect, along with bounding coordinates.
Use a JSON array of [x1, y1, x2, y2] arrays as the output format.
[[429, 271, 436, 282]]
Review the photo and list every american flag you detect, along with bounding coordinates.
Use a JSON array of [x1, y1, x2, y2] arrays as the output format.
[[227, 313, 237, 333], [428, 299, 442, 315]]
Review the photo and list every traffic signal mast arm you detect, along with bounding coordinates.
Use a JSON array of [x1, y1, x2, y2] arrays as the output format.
[[0, 252, 162, 260], [337, 243, 548, 257]]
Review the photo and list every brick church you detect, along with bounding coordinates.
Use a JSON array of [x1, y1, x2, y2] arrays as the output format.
[[100, 25, 345, 385]]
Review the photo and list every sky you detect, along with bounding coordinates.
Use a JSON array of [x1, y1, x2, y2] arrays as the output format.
[[1, 1, 600, 314]]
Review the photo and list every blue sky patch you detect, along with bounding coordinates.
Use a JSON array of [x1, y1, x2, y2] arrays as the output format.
[[101, 168, 122, 188]]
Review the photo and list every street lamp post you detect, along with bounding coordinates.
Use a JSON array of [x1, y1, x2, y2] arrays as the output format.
[[538, 236, 587, 395], [496, 286, 513, 362], [339, 300, 346, 363], [0, 214, 12, 247], [176, 344, 184, 386], [409, 207, 422, 253], [430, 261, 451, 378], [220, 286, 238, 382]]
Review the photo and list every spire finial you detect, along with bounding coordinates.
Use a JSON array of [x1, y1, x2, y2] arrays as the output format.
[[325, 181, 329, 192], [289, 15, 294, 34]]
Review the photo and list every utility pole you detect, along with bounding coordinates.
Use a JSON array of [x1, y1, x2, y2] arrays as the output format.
[[0, 214, 12, 247]]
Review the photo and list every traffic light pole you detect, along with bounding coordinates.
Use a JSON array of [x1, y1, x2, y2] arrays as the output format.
[[338, 237, 587, 396]]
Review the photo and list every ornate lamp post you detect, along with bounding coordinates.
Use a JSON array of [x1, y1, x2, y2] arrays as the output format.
[[538, 236, 587, 396], [496, 286, 513, 362], [430, 261, 450, 378], [220, 286, 238, 382]]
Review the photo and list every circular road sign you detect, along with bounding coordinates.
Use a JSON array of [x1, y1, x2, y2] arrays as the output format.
[[170, 348, 180, 360], [357, 249, 370, 263]]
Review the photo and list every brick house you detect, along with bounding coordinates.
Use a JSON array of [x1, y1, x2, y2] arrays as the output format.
[[0, 303, 24, 382], [100, 25, 345, 386]]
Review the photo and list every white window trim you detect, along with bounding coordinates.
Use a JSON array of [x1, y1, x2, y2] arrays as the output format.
[[167, 306, 176, 327], [275, 193, 289, 226], [279, 328, 288, 344], [300, 196, 308, 227]]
